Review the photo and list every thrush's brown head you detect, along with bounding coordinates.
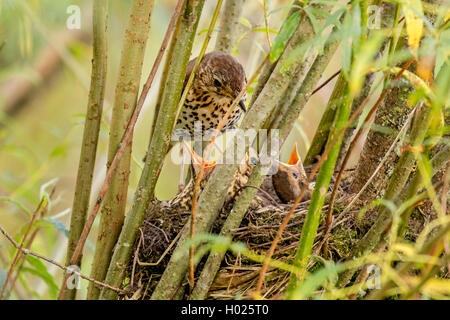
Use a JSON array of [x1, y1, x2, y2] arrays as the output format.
[[272, 143, 311, 203], [187, 51, 246, 103], [177, 51, 247, 135]]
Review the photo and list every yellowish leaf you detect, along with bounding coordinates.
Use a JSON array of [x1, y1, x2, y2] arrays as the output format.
[[392, 243, 415, 256], [402, 0, 424, 51]]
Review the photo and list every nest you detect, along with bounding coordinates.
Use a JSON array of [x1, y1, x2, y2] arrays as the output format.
[[123, 168, 429, 300]]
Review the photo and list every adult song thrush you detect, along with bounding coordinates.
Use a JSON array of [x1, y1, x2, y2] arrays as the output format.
[[175, 51, 247, 137], [272, 143, 314, 203]]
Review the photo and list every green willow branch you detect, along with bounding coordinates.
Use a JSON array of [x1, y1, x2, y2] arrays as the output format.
[[215, 0, 247, 53], [86, 0, 155, 300], [150, 0, 229, 290], [303, 73, 348, 165], [61, 0, 109, 301], [287, 82, 354, 295], [99, 0, 206, 300]]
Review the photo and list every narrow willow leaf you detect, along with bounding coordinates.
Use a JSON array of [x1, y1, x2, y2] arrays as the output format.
[[44, 217, 69, 238], [304, 7, 320, 34], [240, 17, 252, 29], [351, 3, 361, 54], [402, 0, 424, 51], [25, 255, 59, 299], [268, 4, 302, 16], [269, 10, 302, 63], [349, 32, 384, 95], [251, 27, 278, 34], [340, 10, 353, 76], [0, 269, 8, 298]]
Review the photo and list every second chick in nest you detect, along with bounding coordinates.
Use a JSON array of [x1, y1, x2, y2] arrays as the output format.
[[271, 143, 314, 203]]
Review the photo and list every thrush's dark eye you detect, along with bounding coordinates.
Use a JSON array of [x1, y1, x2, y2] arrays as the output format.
[[214, 79, 222, 87], [292, 172, 298, 179]]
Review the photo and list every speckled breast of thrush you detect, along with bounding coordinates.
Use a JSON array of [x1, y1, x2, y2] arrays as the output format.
[[176, 51, 247, 138]]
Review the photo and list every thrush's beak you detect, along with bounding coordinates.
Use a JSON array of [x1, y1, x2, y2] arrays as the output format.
[[238, 99, 247, 112]]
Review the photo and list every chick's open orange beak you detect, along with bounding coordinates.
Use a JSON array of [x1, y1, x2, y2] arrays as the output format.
[[286, 143, 300, 166], [182, 141, 217, 175]]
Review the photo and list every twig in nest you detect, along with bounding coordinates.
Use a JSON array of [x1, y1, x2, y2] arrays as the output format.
[[242, 185, 281, 207], [137, 230, 182, 267], [227, 253, 241, 293], [131, 228, 144, 288]]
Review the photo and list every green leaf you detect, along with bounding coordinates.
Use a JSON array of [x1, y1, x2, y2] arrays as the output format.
[[24, 255, 59, 299], [251, 28, 278, 34], [0, 269, 9, 299], [340, 9, 353, 76], [240, 17, 252, 29], [288, 261, 339, 299], [268, 4, 302, 16], [304, 7, 320, 34], [44, 217, 69, 238], [269, 11, 302, 63], [42, 217, 95, 252], [351, 3, 361, 54], [50, 144, 68, 158], [349, 31, 384, 96]]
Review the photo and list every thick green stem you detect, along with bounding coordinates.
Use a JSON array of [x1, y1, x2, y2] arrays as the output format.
[[304, 73, 348, 165], [99, 0, 206, 300], [189, 163, 266, 300], [287, 84, 353, 295], [62, 0, 108, 300]]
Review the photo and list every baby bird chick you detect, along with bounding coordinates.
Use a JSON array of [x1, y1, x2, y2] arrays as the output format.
[[272, 143, 313, 203], [169, 144, 257, 212], [169, 145, 217, 212]]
